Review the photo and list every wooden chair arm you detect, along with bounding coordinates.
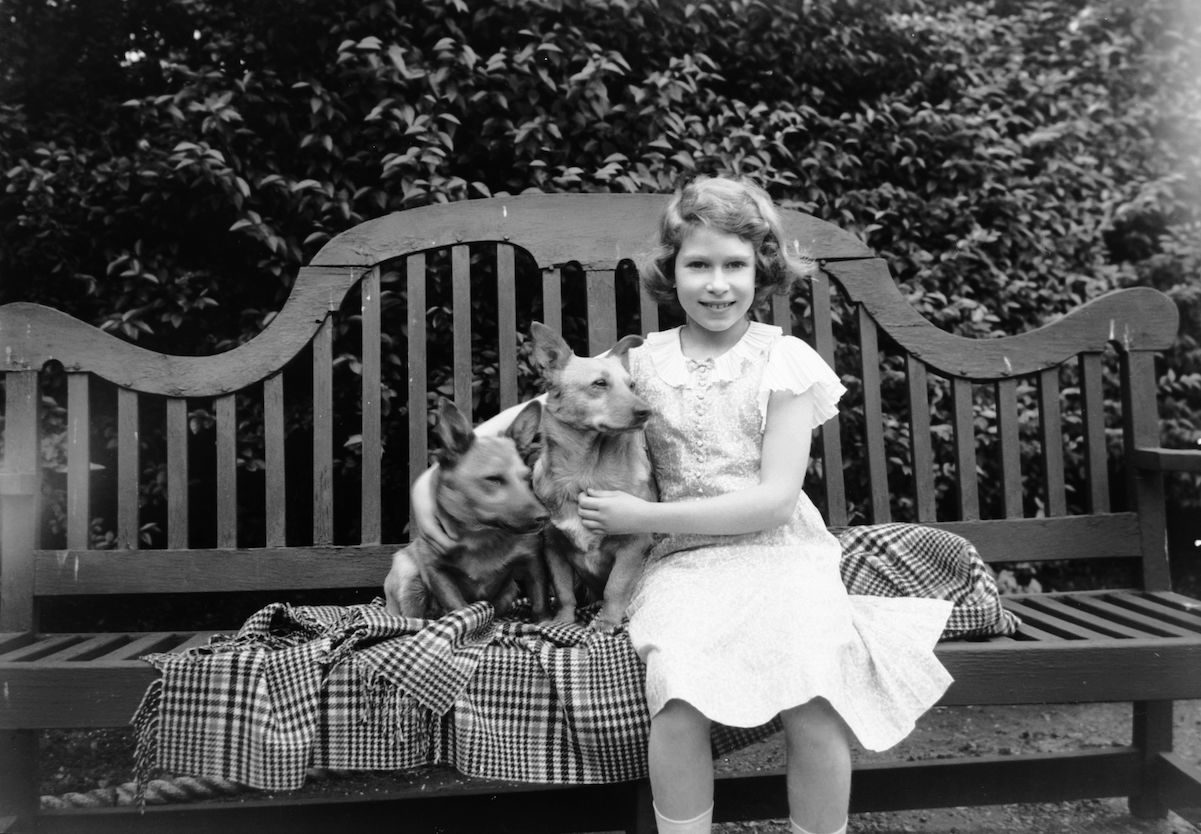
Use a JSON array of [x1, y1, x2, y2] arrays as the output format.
[[1132, 446, 1201, 473]]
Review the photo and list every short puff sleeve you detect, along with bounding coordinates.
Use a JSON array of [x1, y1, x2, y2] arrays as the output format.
[[758, 335, 845, 431]]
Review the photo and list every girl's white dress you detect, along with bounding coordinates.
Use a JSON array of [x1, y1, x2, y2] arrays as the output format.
[[625, 322, 953, 751]]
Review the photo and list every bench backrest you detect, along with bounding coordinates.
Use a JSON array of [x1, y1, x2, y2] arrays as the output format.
[[0, 195, 1180, 631]]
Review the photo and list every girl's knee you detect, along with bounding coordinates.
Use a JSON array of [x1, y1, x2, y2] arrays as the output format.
[[781, 698, 850, 751], [653, 699, 711, 738]]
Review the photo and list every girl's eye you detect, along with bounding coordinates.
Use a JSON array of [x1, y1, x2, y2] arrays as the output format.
[[726, 260, 748, 270]]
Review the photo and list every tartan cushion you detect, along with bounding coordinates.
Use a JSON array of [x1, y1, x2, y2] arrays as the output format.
[[838, 523, 1021, 639]]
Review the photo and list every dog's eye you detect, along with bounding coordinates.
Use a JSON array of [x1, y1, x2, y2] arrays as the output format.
[[592, 378, 608, 389], [485, 474, 506, 485]]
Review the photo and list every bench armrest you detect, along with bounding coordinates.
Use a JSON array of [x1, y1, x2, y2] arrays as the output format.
[[1132, 446, 1201, 473]]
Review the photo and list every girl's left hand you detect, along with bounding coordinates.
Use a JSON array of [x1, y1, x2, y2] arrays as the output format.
[[578, 489, 648, 535]]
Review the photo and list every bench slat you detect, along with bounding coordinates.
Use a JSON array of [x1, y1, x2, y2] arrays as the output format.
[[541, 266, 563, 335], [166, 397, 189, 549], [1021, 596, 1149, 639], [407, 253, 429, 488], [497, 245, 519, 410], [1037, 367, 1067, 516], [1065, 595, 1198, 638], [312, 315, 334, 545], [811, 272, 846, 525], [995, 379, 1023, 518], [36, 634, 134, 662], [587, 269, 617, 357], [907, 357, 937, 521], [361, 266, 383, 544], [264, 374, 287, 547], [1079, 353, 1110, 513], [452, 245, 472, 416], [66, 373, 90, 550], [857, 306, 890, 523], [951, 377, 979, 520], [216, 393, 237, 548], [117, 387, 139, 550], [1108, 593, 1201, 633]]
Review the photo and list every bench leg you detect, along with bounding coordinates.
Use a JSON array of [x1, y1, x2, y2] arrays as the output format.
[[626, 778, 656, 834], [1129, 699, 1173, 818], [0, 730, 38, 833]]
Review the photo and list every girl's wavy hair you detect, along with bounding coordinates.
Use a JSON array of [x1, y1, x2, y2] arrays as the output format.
[[638, 176, 817, 308]]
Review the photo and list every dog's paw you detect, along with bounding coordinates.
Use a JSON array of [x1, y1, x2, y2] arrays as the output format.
[[586, 615, 624, 634]]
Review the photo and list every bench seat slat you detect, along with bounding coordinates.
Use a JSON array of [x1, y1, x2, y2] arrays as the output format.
[[1064, 595, 1198, 638], [1001, 600, 1111, 640], [1108, 593, 1201, 633], [1021, 596, 1150, 639]]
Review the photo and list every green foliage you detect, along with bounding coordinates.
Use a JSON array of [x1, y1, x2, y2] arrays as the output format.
[[2, 0, 1198, 542]]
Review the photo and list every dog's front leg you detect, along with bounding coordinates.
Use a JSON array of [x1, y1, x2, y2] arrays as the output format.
[[593, 534, 651, 632], [425, 568, 470, 616]]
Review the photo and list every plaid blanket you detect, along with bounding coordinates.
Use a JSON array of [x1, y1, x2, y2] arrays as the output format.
[[134, 601, 778, 793], [133, 524, 1016, 794]]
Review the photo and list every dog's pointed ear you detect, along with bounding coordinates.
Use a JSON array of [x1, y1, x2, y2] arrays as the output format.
[[434, 398, 475, 468], [530, 321, 572, 373], [609, 334, 645, 370], [505, 400, 542, 467]]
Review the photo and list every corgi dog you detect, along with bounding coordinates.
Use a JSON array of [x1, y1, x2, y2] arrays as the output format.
[[528, 322, 657, 630], [384, 398, 549, 619]]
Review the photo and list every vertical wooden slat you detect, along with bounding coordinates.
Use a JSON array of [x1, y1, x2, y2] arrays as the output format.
[[1080, 353, 1110, 513], [66, 373, 91, 550], [1, 371, 39, 630], [312, 316, 334, 546], [587, 269, 617, 355], [408, 253, 429, 487], [166, 397, 189, 549], [639, 280, 659, 335], [1122, 351, 1171, 591], [951, 377, 980, 521], [542, 267, 563, 335], [907, 357, 937, 522], [497, 244, 519, 410], [117, 387, 139, 549], [1037, 367, 1067, 517], [452, 244, 472, 416], [361, 267, 382, 544], [215, 393, 237, 548], [857, 307, 890, 523], [995, 379, 1023, 518], [810, 272, 845, 525], [264, 375, 286, 547], [770, 292, 790, 331]]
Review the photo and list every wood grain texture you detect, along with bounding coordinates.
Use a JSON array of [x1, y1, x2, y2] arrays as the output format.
[[825, 259, 1179, 376], [360, 268, 382, 545], [1, 372, 39, 631], [310, 194, 874, 270], [0, 267, 360, 396], [66, 374, 90, 550]]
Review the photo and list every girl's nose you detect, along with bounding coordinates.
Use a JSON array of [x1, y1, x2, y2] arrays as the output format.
[[706, 272, 729, 292]]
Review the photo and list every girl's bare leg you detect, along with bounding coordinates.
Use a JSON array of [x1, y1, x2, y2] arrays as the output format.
[[781, 698, 851, 834], [648, 698, 714, 830]]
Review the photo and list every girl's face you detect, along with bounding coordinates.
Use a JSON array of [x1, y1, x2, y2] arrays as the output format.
[[673, 226, 757, 339]]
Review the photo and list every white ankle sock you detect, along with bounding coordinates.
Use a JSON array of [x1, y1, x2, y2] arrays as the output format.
[[653, 802, 713, 833], [789, 817, 847, 834]]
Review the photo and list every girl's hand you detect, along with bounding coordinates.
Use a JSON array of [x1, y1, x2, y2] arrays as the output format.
[[409, 466, 458, 552], [578, 488, 649, 535]]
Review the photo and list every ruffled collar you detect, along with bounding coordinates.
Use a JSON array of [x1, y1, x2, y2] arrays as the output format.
[[643, 321, 781, 387]]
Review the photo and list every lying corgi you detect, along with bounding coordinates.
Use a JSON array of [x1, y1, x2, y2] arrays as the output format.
[[528, 322, 657, 630], [384, 398, 549, 619]]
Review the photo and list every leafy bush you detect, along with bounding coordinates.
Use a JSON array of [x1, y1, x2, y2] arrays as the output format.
[[2, 0, 1198, 549]]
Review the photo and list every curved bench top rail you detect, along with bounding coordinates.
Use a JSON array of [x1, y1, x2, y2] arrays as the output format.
[[0, 194, 1179, 395], [0, 266, 360, 397], [310, 193, 876, 268], [827, 258, 1179, 379]]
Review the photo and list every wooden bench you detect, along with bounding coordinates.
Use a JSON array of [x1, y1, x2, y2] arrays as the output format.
[[2, 194, 1200, 833]]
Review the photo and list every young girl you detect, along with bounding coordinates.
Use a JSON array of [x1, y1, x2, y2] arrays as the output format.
[[413, 177, 953, 834]]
